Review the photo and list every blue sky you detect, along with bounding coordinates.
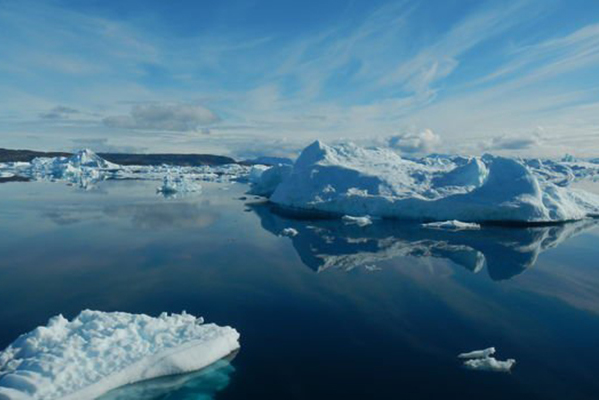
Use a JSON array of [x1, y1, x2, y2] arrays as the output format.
[[1, 0, 599, 158]]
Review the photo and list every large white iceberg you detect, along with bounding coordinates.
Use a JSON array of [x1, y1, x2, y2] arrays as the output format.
[[262, 141, 599, 223], [458, 347, 515, 373], [0, 310, 240, 400]]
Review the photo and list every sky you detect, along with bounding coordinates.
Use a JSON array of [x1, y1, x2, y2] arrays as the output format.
[[1, 0, 599, 159]]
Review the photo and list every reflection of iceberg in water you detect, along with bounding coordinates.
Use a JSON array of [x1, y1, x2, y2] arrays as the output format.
[[251, 203, 599, 280], [99, 357, 236, 400]]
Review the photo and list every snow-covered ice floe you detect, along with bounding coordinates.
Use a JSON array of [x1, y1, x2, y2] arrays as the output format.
[[252, 141, 599, 224], [0, 310, 240, 400], [422, 220, 480, 230], [458, 347, 515, 373]]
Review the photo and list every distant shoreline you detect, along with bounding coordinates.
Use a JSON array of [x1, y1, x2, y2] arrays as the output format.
[[0, 148, 238, 167]]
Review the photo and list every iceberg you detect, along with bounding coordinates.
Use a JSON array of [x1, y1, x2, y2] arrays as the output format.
[[262, 141, 599, 223], [0, 310, 240, 400], [157, 174, 202, 197]]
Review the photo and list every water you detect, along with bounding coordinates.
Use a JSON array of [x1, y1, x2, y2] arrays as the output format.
[[1, 179, 599, 399]]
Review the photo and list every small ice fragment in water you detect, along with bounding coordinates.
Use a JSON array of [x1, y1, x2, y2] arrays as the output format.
[[364, 264, 381, 272], [463, 357, 516, 372], [423, 220, 480, 230], [458, 347, 515, 373], [458, 347, 495, 359], [280, 227, 299, 237], [342, 215, 373, 227]]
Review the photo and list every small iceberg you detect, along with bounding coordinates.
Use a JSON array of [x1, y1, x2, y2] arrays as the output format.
[[0, 310, 240, 400], [280, 227, 299, 237], [458, 347, 515, 373], [157, 174, 201, 197], [342, 215, 373, 227], [423, 220, 480, 230], [458, 347, 496, 359]]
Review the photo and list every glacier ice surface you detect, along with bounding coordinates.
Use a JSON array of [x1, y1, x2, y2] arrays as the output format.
[[0, 310, 240, 400]]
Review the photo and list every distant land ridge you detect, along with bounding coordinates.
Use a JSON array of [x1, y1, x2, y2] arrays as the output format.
[[0, 148, 237, 166]]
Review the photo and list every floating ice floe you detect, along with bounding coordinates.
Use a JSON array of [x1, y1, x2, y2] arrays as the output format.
[[458, 347, 496, 359], [257, 141, 599, 224], [422, 220, 480, 230], [0, 310, 240, 400], [458, 347, 515, 373], [280, 227, 299, 237], [342, 215, 373, 227]]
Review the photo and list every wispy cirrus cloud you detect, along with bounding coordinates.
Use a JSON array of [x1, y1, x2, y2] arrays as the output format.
[[0, 0, 598, 157]]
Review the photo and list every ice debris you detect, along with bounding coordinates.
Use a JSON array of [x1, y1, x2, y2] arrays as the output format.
[[458, 347, 515, 373], [157, 174, 201, 197], [422, 220, 480, 230], [260, 141, 599, 224], [0, 310, 240, 400], [280, 227, 299, 237], [0, 149, 253, 190], [342, 215, 373, 227]]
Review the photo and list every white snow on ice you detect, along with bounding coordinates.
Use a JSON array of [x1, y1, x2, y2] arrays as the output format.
[[0, 310, 240, 400], [260, 141, 599, 223]]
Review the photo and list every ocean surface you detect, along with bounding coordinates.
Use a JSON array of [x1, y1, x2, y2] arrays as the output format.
[[1, 179, 599, 400]]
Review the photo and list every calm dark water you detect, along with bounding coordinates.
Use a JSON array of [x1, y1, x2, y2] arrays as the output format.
[[1, 179, 599, 400]]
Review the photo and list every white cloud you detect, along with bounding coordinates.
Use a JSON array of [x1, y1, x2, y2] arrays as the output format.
[[387, 129, 441, 154], [481, 129, 544, 151], [103, 103, 219, 132]]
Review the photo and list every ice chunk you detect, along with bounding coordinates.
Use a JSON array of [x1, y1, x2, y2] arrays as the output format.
[[157, 174, 201, 197], [463, 357, 516, 372], [268, 141, 599, 223], [423, 220, 480, 230], [458, 347, 496, 359], [458, 347, 515, 372], [249, 164, 293, 197], [280, 227, 299, 237], [0, 310, 240, 400], [342, 215, 373, 227]]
